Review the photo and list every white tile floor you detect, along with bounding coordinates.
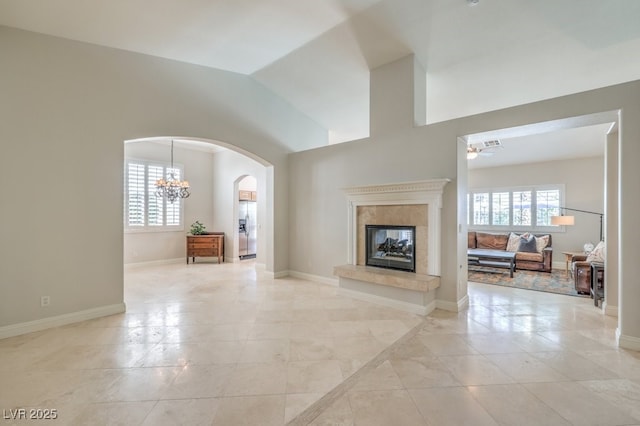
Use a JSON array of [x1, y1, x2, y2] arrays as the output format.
[[1, 261, 639, 425]]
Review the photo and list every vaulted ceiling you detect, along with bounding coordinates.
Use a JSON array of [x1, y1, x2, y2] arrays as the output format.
[[2, 0, 640, 150]]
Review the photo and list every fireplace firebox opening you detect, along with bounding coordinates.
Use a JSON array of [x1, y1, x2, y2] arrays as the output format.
[[365, 225, 416, 272]]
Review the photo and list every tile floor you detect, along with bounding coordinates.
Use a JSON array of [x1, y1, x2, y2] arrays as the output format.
[[1, 261, 639, 425]]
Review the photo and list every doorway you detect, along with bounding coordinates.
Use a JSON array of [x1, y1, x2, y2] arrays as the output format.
[[238, 175, 258, 260], [459, 112, 618, 304], [123, 137, 271, 269]]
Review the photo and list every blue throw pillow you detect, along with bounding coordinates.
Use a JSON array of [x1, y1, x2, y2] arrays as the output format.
[[517, 234, 537, 253]]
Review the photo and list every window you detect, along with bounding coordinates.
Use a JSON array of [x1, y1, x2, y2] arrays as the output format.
[[536, 189, 561, 226], [473, 193, 489, 225], [492, 192, 510, 226], [467, 185, 563, 231], [512, 191, 531, 226], [125, 159, 184, 230]]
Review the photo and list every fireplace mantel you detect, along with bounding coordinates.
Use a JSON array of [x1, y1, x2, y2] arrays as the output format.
[[343, 179, 450, 198], [343, 179, 449, 276]]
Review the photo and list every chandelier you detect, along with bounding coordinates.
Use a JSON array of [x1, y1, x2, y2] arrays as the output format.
[[155, 139, 190, 203]]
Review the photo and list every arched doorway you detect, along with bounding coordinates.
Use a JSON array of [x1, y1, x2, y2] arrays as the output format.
[[237, 175, 258, 260], [123, 136, 271, 270]]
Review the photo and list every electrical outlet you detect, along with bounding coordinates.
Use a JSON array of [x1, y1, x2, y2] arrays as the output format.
[[41, 296, 50, 307]]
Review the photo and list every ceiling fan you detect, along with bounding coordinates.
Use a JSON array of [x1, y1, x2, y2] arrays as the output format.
[[467, 140, 503, 159]]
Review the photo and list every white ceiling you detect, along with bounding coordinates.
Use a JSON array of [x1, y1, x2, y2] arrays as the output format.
[[2, 0, 639, 160], [466, 123, 613, 170]]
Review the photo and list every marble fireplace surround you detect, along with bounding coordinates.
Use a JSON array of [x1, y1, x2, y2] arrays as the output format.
[[334, 179, 449, 314], [359, 206, 425, 274]]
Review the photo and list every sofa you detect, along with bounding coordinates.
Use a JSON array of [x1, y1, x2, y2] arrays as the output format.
[[468, 231, 553, 272]]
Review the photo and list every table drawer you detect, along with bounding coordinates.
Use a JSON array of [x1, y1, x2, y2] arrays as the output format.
[[188, 242, 219, 249], [189, 248, 217, 256], [186, 234, 224, 263]]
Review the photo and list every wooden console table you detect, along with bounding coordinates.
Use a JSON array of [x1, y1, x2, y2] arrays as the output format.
[[187, 233, 224, 264]]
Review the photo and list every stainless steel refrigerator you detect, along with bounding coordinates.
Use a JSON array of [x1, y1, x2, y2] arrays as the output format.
[[238, 200, 257, 259]]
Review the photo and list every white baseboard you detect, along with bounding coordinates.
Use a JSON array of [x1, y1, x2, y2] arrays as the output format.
[[273, 270, 289, 279], [124, 258, 183, 269], [260, 270, 289, 279], [0, 303, 127, 340], [618, 331, 640, 351], [552, 261, 567, 271], [603, 302, 618, 317], [338, 287, 435, 316], [436, 295, 469, 312], [288, 270, 339, 287]]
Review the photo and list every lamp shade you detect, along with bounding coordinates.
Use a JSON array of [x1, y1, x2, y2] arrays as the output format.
[[551, 215, 575, 226]]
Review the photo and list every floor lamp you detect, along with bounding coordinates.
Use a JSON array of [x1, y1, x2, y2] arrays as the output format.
[[550, 207, 604, 242]]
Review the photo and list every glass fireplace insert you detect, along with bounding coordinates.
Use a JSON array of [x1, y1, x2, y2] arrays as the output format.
[[365, 225, 415, 272]]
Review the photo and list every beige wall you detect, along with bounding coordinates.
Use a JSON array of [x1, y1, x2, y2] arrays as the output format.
[[0, 26, 325, 330], [239, 176, 257, 192], [605, 131, 619, 316]]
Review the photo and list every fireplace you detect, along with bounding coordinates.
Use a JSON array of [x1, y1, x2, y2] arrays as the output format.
[[336, 180, 449, 315], [365, 225, 416, 272]]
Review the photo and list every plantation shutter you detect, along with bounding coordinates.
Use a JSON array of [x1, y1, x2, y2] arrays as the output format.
[[127, 162, 145, 226], [125, 159, 183, 229], [147, 165, 164, 226]]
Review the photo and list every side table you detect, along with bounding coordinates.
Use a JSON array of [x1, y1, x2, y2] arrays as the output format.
[[186, 233, 225, 264], [561, 251, 586, 278]]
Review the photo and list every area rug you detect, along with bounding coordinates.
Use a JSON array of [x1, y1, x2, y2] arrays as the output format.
[[468, 267, 589, 298]]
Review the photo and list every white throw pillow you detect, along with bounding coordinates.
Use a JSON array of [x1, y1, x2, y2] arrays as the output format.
[[586, 241, 606, 262], [535, 235, 550, 253], [506, 232, 520, 252]]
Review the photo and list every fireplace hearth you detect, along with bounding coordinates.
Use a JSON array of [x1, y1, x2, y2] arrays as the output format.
[[366, 225, 415, 272]]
